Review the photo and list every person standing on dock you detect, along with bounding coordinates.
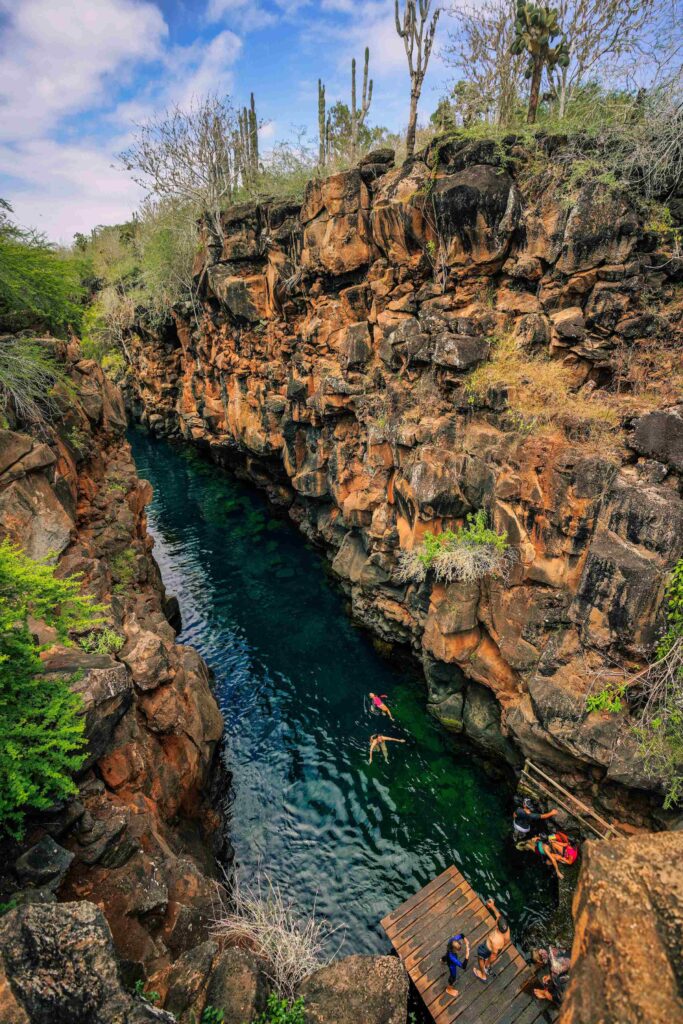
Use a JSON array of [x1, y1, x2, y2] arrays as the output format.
[[473, 898, 510, 982], [443, 932, 470, 998]]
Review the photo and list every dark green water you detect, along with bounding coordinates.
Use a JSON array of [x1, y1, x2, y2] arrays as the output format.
[[129, 429, 556, 955]]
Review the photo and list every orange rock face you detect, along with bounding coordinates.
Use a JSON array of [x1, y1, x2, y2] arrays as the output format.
[[0, 346, 223, 976], [126, 142, 683, 825]]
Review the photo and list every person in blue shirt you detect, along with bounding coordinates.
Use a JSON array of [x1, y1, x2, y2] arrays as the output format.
[[443, 932, 470, 998]]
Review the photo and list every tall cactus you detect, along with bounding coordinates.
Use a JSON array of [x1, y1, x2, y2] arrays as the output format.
[[510, 3, 569, 124], [248, 92, 259, 175], [350, 47, 373, 163], [237, 93, 260, 185], [318, 79, 329, 168]]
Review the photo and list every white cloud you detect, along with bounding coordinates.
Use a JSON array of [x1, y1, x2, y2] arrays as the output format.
[[207, 0, 278, 31], [0, 138, 143, 243], [0, 0, 168, 141]]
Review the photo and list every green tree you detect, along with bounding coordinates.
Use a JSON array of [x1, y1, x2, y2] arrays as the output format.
[[510, 2, 569, 123], [326, 102, 386, 163], [0, 201, 86, 336], [0, 539, 104, 836]]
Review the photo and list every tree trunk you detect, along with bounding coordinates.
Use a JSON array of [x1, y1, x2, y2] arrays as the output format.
[[406, 89, 419, 158], [527, 59, 543, 124]]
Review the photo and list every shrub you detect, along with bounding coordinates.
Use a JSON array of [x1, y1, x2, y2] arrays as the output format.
[[0, 539, 104, 836], [80, 627, 125, 656], [211, 873, 342, 1000], [465, 333, 620, 440], [0, 335, 68, 425], [0, 202, 85, 336], [110, 548, 138, 593], [251, 994, 306, 1024], [201, 1007, 225, 1024], [396, 510, 511, 585]]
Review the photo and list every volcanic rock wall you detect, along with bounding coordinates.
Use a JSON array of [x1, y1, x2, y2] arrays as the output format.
[[0, 341, 223, 980], [126, 140, 683, 823]]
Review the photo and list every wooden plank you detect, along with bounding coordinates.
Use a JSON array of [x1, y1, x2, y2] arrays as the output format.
[[418, 907, 493, 1002], [394, 886, 478, 958], [390, 875, 470, 947], [382, 865, 539, 1024], [381, 866, 457, 932]]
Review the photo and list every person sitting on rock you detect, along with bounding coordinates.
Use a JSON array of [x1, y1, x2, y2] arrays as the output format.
[[442, 932, 470, 998], [473, 899, 509, 982], [368, 734, 405, 764], [512, 797, 558, 841], [369, 692, 394, 720], [524, 833, 576, 879], [532, 946, 571, 1005]]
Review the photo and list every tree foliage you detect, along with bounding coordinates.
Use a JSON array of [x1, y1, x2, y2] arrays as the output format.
[[0, 539, 104, 836], [0, 201, 85, 336], [510, 3, 570, 123]]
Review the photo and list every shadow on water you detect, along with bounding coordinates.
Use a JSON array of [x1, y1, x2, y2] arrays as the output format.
[[128, 428, 557, 956]]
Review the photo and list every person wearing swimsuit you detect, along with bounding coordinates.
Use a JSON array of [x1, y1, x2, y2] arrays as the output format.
[[368, 734, 406, 763], [369, 692, 394, 720], [474, 899, 510, 982]]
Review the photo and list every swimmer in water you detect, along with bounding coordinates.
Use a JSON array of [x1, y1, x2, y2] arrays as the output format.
[[369, 692, 394, 720], [368, 734, 406, 764]]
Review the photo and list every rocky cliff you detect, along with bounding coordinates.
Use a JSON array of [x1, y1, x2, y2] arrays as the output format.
[[0, 340, 224, 980], [125, 139, 683, 824]]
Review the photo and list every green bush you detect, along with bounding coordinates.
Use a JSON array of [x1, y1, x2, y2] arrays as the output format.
[[0, 539, 104, 836], [0, 201, 86, 336], [0, 335, 74, 425], [251, 995, 306, 1024], [396, 510, 510, 585], [110, 548, 138, 593], [79, 626, 125, 656], [201, 1007, 225, 1024]]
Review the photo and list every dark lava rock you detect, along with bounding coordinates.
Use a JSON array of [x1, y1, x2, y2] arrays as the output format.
[[0, 901, 174, 1024], [299, 954, 409, 1024], [631, 406, 683, 472], [359, 147, 395, 167], [14, 836, 74, 891], [433, 333, 490, 370], [205, 946, 270, 1024]]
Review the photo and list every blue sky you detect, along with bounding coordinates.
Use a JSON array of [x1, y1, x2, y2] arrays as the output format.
[[0, 0, 453, 242]]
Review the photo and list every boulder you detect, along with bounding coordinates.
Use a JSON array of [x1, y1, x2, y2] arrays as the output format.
[[562, 832, 683, 1024], [205, 946, 270, 1024], [432, 333, 490, 370], [14, 837, 74, 891], [299, 954, 408, 1024], [0, 901, 174, 1024], [630, 406, 683, 472]]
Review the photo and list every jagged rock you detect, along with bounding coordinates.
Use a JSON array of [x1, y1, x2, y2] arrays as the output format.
[[14, 837, 74, 891], [562, 832, 683, 1024], [630, 406, 683, 472], [432, 332, 490, 370], [205, 946, 270, 1024], [0, 901, 174, 1024], [298, 955, 409, 1024]]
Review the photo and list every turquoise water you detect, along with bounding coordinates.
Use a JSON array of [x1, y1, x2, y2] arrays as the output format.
[[129, 429, 555, 955]]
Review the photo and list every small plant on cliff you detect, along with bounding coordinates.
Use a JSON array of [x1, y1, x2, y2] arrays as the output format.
[[110, 547, 138, 594], [133, 979, 160, 1005], [251, 994, 305, 1024], [0, 539, 104, 836], [211, 872, 343, 1000], [395, 510, 511, 585], [80, 626, 125, 656], [200, 1007, 225, 1024], [0, 335, 68, 425]]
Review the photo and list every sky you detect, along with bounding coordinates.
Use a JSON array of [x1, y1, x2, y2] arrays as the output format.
[[0, 0, 454, 243]]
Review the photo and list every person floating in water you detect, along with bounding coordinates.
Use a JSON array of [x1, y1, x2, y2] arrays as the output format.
[[368, 734, 406, 764], [473, 898, 510, 982], [442, 932, 470, 998], [369, 692, 394, 720]]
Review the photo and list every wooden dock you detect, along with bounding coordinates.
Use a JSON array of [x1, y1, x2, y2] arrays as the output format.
[[381, 865, 556, 1024]]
